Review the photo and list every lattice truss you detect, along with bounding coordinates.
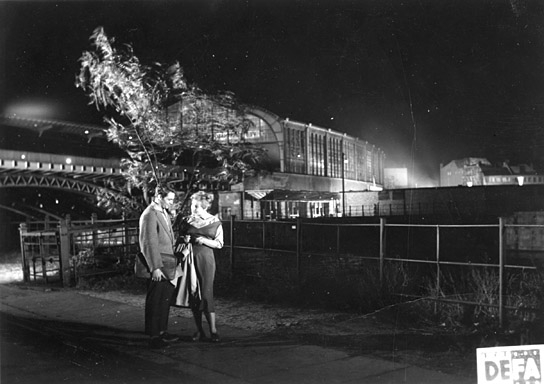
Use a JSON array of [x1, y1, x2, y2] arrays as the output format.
[[0, 169, 138, 210]]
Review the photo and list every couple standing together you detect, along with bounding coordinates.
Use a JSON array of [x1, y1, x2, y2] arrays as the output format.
[[135, 185, 224, 349]]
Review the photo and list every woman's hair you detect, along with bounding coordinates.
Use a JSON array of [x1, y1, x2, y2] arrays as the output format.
[[190, 191, 214, 210]]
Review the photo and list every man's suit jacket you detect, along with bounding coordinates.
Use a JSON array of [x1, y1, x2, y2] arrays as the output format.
[[135, 202, 176, 279]]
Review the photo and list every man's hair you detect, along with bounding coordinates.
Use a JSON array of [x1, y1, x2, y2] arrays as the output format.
[[154, 184, 174, 199]]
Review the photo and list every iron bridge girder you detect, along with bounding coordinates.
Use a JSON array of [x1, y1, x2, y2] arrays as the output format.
[[0, 172, 103, 195], [0, 171, 140, 210]]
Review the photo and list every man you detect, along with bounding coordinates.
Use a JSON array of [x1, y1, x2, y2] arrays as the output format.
[[135, 185, 179, 349]]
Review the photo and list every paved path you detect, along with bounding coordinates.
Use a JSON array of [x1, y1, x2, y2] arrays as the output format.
[[0, 284, 475, 383]]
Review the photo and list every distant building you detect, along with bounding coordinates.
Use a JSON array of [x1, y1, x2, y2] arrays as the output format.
[[440, 158, 543, 187], [483, 166, 544, 186], [440, 158, 491, 186]]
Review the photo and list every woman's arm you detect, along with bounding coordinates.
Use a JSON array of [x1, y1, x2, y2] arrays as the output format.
[[195, 224, 224, 249]]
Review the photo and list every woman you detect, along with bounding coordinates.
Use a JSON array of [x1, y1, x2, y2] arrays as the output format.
[[174, 191, 224, 342]]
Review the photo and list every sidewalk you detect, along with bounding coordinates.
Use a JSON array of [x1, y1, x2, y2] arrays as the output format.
[[0, 284, 474, 384]]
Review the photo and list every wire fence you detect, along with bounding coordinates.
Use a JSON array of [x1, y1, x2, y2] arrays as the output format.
[[222, 216, 543, 327], [18, 214, 543, 327]]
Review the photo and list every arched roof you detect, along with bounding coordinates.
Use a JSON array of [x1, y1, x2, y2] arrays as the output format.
[[243, 105, 282, 141], [243, 105, 285, 172]]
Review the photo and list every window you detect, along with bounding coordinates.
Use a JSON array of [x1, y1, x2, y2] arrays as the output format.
[[285, 127, 305, 174], [244, 115, 276, 142]]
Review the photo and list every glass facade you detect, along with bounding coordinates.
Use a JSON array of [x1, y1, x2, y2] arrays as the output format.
[[309, 133, 326, 176], [281, 121, 384, 184], [284, 126, 306, 174]]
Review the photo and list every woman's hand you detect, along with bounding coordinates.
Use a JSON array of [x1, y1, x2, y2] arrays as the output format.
[[183, 235, 191, 243], [194, 236, 205, 245]]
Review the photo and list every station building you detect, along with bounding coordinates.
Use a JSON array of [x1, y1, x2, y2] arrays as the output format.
[[214, 105, 386, 219]]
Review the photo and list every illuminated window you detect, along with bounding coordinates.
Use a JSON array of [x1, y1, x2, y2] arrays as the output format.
[[243, 115, 276, 142], [285, 127, 305, 174]]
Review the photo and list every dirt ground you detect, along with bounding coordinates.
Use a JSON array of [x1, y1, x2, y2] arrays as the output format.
[[78, 289, 477, 379], [0, 261, 476, 378]]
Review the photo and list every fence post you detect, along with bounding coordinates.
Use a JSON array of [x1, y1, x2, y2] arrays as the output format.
[[230, 215, 235, 279], [91, 213, 98, 249], [296, 217, 302, 285], [58, 219, 72, 287], [39, 235, 47, 281], [122, 212, 129, 260], [19, 223, 30, 282], [435, 225, 440, 314], [336, 224, 341, 256], [262, 219, 266, 250], [499, 217, 505, 328], [379, 217, 386, 286]]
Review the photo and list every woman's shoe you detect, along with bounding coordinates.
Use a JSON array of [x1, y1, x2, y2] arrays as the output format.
[[191, 332, 206, 342], [210, 332, 220, 343]]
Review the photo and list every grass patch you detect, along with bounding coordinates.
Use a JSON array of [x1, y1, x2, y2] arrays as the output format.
[[75, 272, 147, 294], [419, 268, 544, 346]]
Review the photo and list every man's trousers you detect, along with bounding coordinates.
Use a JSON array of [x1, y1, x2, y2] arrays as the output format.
[[145, 279, 175, 337]]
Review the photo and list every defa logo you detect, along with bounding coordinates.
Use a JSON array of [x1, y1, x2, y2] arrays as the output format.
[[477, 345, 543, 384]]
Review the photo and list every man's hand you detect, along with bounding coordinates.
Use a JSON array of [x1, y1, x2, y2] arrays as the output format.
[[151, 268, 166, 282]]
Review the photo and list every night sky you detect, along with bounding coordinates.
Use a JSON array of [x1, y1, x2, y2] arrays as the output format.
[[1, 0, 544, 185]]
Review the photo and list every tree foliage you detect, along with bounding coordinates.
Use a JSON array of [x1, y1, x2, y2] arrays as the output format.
[[76, 27, 266, 214]]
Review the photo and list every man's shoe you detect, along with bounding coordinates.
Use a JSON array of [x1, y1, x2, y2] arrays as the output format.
[[149, 337, 170, 349], [160, 332, 180, 343]]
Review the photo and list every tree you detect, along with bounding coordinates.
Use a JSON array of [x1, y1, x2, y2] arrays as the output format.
[[76, 27, 266, 216]]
